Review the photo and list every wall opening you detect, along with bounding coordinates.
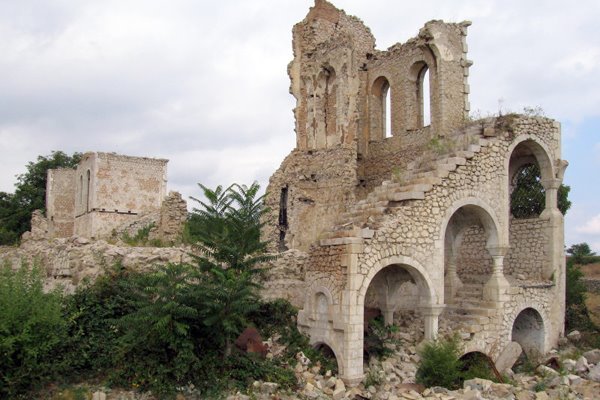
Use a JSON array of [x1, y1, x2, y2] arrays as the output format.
[[85, 170, 91, 213], [313, 342, 339, 374], [384, 83, 392, 137], [511, 308, 545, 359], [459, 351, 500, 382], [79, 175, 83, 209], [363, 264, 426, 360], [421, 66, 431, 126], [510, 163, 544, 219], [371, 76, 391, 140], [278, 186, 288, 252]]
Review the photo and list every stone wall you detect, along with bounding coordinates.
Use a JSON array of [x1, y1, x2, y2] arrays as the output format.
[[456, 225, 493, 283], [506, 217, 548, 280], [265, 147, 358, 252], [46, 168, 76, 237]]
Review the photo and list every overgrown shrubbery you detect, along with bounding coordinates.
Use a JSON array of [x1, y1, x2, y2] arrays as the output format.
[[0, 263, 67, 398], [1, 182, 335, 398]]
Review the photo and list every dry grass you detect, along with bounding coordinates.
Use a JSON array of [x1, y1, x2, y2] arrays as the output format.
[[585, 292, 600, 327], [580, 263, 600, 279]]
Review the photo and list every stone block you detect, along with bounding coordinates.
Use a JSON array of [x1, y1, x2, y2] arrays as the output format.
[[495, 341, 522, 372]]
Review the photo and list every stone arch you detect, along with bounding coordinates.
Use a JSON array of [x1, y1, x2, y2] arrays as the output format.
[[370, 76, 392, 140], [506, 135, 555, 184], [440, 198, 505, 303], [312, 340, 342, 375], [407, 47, 437, 131], [358, 255, 438, 307], [510, 306, 548, 358], [307, 285, 336, 321]]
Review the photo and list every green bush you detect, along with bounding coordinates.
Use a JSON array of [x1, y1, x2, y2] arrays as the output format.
[[0, 262, 67, 398], [565, 258, 596, 331], [61, 263, 143, 377], [416, 335, 463, 389]]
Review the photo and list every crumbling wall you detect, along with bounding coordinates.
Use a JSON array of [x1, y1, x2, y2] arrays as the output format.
[[46, 169, 76, 237], [155, 191, 187, 245], [456, 225, 493, 283], [265, 147, 358, 252], [72, 152, 168, 239]]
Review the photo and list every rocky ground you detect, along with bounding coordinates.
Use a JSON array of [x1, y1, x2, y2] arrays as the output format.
[[53, 326, 600, 400]]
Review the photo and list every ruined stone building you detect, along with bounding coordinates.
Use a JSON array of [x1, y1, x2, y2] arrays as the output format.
[[46, 152, 186, 243], [264, 0, 568, 384]]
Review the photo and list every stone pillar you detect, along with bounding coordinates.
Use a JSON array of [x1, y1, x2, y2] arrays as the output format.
[[540, 177, 566, 339], [444, 256, 463, 303], [382, 307, 394, 326], [339, 240, 365, 386], [483, 246, 510, 303], [421, 304, 445, 340]]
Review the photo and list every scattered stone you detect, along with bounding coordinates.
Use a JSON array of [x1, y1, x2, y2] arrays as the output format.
[[92, 392, 106, 400], [588, 363, 600, 382], [575, 356, 589, 373], [495, 341, 523, 371], [583, 349, 600, 364], [567, 330, 581, 342]]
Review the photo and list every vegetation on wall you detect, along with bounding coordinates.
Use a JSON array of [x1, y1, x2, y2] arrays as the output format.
[[0, 151, 81, 245]]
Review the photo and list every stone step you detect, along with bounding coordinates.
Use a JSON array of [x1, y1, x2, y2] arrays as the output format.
[[447, 304, 497, 317]]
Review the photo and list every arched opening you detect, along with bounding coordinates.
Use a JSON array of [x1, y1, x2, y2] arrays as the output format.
[[408, 61, 433, 130], [459, 351, 500, 382], [420, 66, 431, 127], [507, 139, 555, 281], [371, 76, 392, 140], [511, 308, 545, 360], [363, 263, 430, 359], [79, 175, 83, 210], [313, 342, 339, 374], [320, 66, 337, 140], [85, 170, 91, 213], [443, 205, 499, 305]]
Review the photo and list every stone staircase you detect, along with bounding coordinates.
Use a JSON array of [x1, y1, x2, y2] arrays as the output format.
[[442, 283, 499, 334], [324, 124, 489, 238]]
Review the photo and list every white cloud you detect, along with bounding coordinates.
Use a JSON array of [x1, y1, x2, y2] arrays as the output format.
[[577, 214, 600, 234]]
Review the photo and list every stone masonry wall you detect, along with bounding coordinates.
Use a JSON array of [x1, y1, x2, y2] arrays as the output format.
[[265, 147, 358, 252], [456, 225, 493, 283], [46, 168, 76, 237], [506, 217, 548, 280], [73, 152, 168, 239]]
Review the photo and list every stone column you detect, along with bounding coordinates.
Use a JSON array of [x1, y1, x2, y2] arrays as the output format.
[[540, 177, 566, 339], [483, 246, 510, 303], [421, 304, 445, 340], [444, 256, 463, 303]]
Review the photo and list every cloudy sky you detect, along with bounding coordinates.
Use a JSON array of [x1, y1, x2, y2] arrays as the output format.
[[1, 0, 599, 251]]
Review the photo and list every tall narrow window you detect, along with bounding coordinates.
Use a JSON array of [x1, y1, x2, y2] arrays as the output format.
[[418, 65, 431, 127], [371, 76, 391, 140], [86, 170, 91, 213], [79, 175, 83, 209], [422, 67, 431, 126], [278, 186, 288, 251], [384, 83, 392, 137]]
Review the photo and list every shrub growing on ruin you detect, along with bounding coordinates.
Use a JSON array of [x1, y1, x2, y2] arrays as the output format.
[[416, 335, 463, 389], [0, 262, 67, 398]]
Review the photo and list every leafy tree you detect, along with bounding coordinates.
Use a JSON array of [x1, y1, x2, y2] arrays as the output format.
[[567, 242, 598, 265], [187, 182, 273, 357], [510, 163, 571, 218], [0, 151, 81, 245]]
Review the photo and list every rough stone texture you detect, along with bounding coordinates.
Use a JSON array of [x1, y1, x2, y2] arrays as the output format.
[[0, 235, 193, 294], [46, 152, 168, 240], [264, 1, 567, 384], [43, 152, 186, 244], [495, 341, 523, 372]]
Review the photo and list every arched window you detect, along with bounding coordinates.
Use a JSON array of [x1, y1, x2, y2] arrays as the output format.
[[79, 175, 83, 209], [371, 76, 392, 139], [418, 65, 431, 127], [86, 170, 91, 213]]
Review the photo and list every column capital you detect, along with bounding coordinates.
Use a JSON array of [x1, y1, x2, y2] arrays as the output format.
[[420, 304, 445, 317], [541, 178, 561, 190], [486, 245, 510, 257]]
